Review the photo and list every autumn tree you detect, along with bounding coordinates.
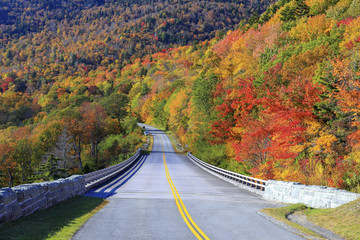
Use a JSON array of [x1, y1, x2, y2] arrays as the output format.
[[63, 113, 86, 172], [0, 142, 16, 187], [80, 102, 108, 166]]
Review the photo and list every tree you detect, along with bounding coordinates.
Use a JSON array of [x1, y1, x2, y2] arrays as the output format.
[[99, 93, 128, 122], [36, 154, 69, 181], [13, 138, 33, 183], [80, 102, 108, 166], [63, 113, 85, 172], [51, 128, 75, 169], [192, 73, 219, 117], [11, 126, 33, 183], [280, 0, 309, 22], [0, 143, 17, 187]]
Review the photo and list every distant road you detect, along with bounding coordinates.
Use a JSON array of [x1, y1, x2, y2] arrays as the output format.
[[72, 124, 305, 240]]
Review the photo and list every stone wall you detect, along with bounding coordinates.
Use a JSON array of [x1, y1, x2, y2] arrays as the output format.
[[264, 180, 360, 208], [0, 175, 85, 225]]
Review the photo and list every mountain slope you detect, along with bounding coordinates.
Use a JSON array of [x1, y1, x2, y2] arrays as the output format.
[[0, 0, 274, 187], [124, 0, 360, 192]]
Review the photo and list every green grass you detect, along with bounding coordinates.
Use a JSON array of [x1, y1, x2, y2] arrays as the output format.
[[0, 196, 108, 240], [261, 204, 327, 240], [261, 198, 360, 240], [305, 198, 360, 240]]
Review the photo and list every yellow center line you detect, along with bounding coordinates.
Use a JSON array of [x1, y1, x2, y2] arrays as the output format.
[[160, 135, 210, 240]]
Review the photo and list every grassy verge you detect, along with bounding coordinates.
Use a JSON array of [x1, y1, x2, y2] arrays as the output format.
[[0, 196, 108, 240], [142, 133, 154, 154], [164, 130, 186, 154], [261, 198, 360, 240], [305, 198, 360, 240], [260, 204, 326, 239]]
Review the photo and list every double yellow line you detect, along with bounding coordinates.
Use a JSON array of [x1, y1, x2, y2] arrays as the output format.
[[160, 136, 210, 240]]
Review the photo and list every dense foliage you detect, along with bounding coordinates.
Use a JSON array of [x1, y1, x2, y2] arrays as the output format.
[[125, 0, 360, 192], [1, 0, 360, 193], [0, 0, 272, 71], [0, 0, 273, 187]]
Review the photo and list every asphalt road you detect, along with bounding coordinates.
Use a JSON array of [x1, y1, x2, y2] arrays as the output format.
[[72, 124, 305, 240]]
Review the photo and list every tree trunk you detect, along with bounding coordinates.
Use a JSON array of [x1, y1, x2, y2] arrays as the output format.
[[20, 163, 25, 183], [8, 169, 13, 188], [78, 138, 83, 172]]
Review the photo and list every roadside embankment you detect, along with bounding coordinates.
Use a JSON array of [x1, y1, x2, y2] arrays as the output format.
[[0, 175, 85, 225]]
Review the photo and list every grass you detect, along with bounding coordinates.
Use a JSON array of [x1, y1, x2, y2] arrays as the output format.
[[164, 130, 187, 154], [261, 198, 360, 240], [142, 133, 154, 155], [261, 204, 327, 240], [0, 196, 108, 240], [305, 198, 360, 240]]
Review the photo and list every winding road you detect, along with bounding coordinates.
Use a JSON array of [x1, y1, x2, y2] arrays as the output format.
[[72, 124, 305, 240]]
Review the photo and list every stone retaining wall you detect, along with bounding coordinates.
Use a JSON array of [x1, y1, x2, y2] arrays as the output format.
[[264, 180, 360, 208], [0, 175, 85, 225]]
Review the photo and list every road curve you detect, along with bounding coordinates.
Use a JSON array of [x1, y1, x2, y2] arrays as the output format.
[[72, 124, 305, 240]]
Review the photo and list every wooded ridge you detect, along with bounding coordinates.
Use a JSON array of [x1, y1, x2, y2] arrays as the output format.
[[1, 0, 360, 193]]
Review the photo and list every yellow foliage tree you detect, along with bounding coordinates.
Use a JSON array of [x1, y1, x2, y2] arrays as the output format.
[[290, 14, 334, 42]]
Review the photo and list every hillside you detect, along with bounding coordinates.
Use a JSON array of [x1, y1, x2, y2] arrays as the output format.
[[123, 0, 360, 192], [0, 0, 273, 76], [1, 0, 360, 192], [0, 0, 273, 187]]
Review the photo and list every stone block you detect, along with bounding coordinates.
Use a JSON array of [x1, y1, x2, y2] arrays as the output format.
[[22, 203, 35, 216], [0, 203, 5, 215], [19, 192, 45, 211], [0, 188, 17, 205], [38, 182, 50, 192], [293, 184, 306, 190], [288, 189, 301, 199], [302, 189, 315, 196], [57, 188, 69, 200], [315, 197, 331, 208], [37, 197, 48, 210], [54, 179, 66, 189], [48, 181, 61, 191], [283, 196, 298, 204], [45, 190, 57, 201], [12, 184, 41, 200], [302, 195, 314, 206], [47, 196, 57, 206], [330, 200, 342, 208], [7, 200, 21, 219], [19, 197, 34, 210]]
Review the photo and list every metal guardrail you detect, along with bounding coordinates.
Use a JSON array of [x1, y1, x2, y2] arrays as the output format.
[[187, 152, 267, 191], [84, 148, 142, 191]]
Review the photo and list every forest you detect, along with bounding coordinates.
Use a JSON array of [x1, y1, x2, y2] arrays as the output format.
[[1, 0, 360, 193], [0, 0, 272, 187], [125, 0, 360, 192]]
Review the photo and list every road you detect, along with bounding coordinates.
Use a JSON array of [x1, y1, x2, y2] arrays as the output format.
[[72, 124, 305, 240]]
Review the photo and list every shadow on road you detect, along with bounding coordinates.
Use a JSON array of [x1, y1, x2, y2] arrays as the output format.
[[83, 155, 148, 199]]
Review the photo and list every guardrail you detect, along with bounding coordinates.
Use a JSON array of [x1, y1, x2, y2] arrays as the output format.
[[187, 152, 267, 192], [84, 148, 142, 191]]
